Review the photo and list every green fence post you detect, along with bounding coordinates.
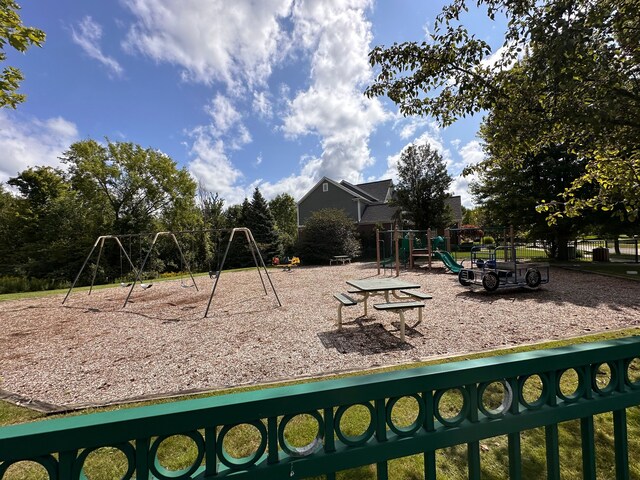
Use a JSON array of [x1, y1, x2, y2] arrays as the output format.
[[613, 409, 629, 480], [136, 437, 150, 479], [267, 417, 279, 465], [580, 416, 596, 480], [545, 424, 560, 480], [423, 390, 436, 480], [205, 426, 218, 476], [58, 450, 76, 479]]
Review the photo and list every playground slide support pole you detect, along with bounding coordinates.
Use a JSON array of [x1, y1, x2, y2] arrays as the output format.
[[427, 228, 432, 270], [376, 229, 380, 275], [394, 223, 400, 277], [444, 229, 450, 253]]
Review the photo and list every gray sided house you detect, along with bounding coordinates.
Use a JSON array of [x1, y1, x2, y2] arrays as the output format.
[[297, 177, 462, 234]]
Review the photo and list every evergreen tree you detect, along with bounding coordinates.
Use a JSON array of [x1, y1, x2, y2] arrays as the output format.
[[246, 188, 282, 262]]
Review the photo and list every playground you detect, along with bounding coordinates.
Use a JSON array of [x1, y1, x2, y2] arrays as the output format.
[[1, 262, 639, 411]]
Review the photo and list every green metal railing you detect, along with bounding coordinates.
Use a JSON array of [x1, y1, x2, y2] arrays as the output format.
[[1, 337, 640, 479]]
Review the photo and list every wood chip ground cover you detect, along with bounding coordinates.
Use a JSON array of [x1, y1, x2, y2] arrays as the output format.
[[0, 263, 639, 410]]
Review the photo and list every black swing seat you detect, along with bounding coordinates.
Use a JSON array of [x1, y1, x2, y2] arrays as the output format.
[[140, 283, 153, 289]]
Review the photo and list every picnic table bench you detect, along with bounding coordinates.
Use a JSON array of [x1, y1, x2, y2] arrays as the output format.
[[373, 301, 425, 341], [330, 255, 351, 265], [333, 293, 357, 329]]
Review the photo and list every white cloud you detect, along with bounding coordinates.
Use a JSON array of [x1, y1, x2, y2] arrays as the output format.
[[122, 0, 293, 91], [281, 0, 387, 184], [382, 124, 485, 207], [187, 128, 247, 205], [125, 1, 388, 202], [205, 94, 242, 136], [383, 125, 454, 181], [452, 140, 485, 208], [252, 91, 273, 118], [0, 112, 79, 184], [71, 16, 123, 77]]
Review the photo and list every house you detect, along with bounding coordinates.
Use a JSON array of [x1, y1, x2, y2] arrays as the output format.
[[297, 177, 462, 233]]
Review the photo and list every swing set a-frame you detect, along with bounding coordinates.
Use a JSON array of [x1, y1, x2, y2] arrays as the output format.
[[62, 227, 281, 317]]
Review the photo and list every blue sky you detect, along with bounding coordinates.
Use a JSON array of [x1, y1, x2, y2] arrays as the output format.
[[2, 0, 506, 208]]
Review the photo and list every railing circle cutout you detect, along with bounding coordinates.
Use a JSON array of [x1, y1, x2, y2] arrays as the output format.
[[591, 362, 617, 395], [278, 411, 325, 457], [556, 368, 586, 402], [625, 357, 640, 388], [217, 421, 268, 470], [0, 455, 58, 479], [334, 403, 376, 446], [478, 380, 513, 418], [73, 443, 136, 480], [149, 431, 205, 479], [386, 394, 425, 436], [434, 387, 469, 427], [518, 373, 549, 409]]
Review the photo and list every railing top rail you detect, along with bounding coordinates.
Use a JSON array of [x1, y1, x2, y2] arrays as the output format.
[[2, 336, 639, 458]]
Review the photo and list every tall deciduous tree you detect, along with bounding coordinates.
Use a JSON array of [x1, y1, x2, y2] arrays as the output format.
[[470, 145, 588, 259], [5, 167, 96, 279], [61, 139, 198, 234], [1, 0, 45, 108], [366, 0, 640, 222], [393, 143, 453, 230]]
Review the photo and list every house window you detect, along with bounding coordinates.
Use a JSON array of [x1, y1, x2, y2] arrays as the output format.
[[322, 182, 328, 192]]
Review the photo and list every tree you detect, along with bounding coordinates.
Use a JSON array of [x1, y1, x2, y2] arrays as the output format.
[[269, 193, 298, 255], [393, 143, 453, 230], [470, 145, 588, 259], [297, 209, 361, 265], [246, 187, 281, 262], [366, 0, 640, 222], [61, 139, 198, 234], [4, 167, 97, 279], [1, 0, 45, 108]]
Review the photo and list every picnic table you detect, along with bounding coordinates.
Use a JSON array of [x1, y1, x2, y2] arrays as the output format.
[[345, 278, 421, 316], [330, 255, 351, 265], [335, 278, 427, 341]]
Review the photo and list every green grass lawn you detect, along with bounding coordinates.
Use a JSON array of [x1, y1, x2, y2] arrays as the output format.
[[560, 262, 640, 282], [2, 328, 640, 479]]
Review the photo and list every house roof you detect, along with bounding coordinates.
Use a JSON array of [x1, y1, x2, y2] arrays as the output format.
[[297, 177, 394, 206], [296, 176, 368, 205], [360, 203, 399, 224], [339, 180, 379, 203], [352, 179, 393, 203]]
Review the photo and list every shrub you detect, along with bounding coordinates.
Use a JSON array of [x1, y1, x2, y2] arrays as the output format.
[[482, 236, 496, 245], [296, 209, 361, 265]]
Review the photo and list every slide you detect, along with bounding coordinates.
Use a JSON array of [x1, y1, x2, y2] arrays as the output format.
[[434, 250, 464, 273]]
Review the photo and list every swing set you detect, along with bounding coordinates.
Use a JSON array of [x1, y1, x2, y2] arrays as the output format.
[[62, 227, 281, 317]]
